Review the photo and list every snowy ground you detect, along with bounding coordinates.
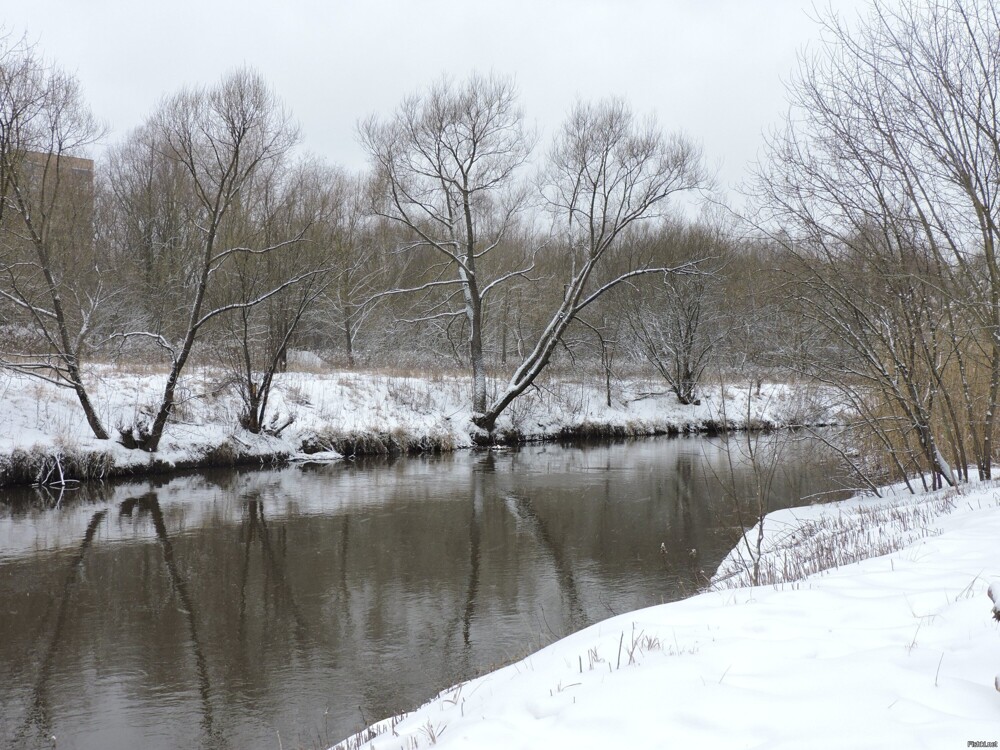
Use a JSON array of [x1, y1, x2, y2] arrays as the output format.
[[0, 364, 837, 485], [332, 482, 1000, 750]]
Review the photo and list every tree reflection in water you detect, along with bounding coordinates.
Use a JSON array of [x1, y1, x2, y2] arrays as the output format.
[[17, 509, 107, 748], [0, 437, 848, 750], [120, 493, 221, 748]]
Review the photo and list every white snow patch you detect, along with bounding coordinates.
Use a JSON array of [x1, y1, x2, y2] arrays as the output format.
[[0, 367, 842, 484]]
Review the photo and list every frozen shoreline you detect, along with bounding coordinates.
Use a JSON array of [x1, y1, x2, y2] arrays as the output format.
[[0, 367, 835, 488], [331, 481, 1000, 750]]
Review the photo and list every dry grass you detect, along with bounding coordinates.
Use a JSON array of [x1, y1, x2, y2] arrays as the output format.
[[0, 444, 115, 488], [328, 710, 411, 750], [711, 488, 962, 590], [298, 429, 456, 457]]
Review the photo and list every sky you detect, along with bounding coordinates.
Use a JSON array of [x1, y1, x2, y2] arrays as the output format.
[[4, 0, 869, 201]]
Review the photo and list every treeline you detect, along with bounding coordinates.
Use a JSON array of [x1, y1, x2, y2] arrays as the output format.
[[0, 36, 775, 449], [2, 0, 999, 493]]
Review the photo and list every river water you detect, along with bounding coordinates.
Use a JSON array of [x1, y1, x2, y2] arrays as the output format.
[[0, 435, 846, 750]]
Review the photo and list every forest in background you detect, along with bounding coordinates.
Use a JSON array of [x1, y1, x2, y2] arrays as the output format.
[[1, 0, 999, 494]]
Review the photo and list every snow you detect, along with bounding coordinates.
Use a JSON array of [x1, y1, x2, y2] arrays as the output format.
[[331, 482, 1000, 750], [2, 365, 998, 748], [0, 365, 840, 485]]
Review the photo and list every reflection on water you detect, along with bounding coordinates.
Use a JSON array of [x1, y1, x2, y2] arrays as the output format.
[[0, 435, 846, 750]]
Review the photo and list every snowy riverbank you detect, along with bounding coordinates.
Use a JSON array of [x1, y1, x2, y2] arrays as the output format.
[[0, 366, 836, 487], [332, 482, 1000, 750]]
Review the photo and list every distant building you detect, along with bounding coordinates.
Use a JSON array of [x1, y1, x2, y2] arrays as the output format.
[[20, 150, 94, 194], [6, 151, 95, 244]]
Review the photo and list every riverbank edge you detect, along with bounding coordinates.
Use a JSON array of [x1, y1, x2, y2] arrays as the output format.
[[1, 370, 841, 489], [328, 479, 999, 750], [0, 414, 836, 490]]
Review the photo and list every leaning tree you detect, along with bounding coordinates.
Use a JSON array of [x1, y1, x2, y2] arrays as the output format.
[[473, 98, 707, 435]]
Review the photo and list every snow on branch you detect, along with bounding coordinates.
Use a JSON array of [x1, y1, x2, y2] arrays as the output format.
[[110, 331, 178, 361], [364, 277, 466, 305], [400, 309, 466, 324], [572, 262, 704, 315], [195, 268, 328, 328], [208, 232, 308, 270], [480, 262, 537, 299]]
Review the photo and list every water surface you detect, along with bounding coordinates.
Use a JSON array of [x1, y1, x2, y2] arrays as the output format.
[[0, 435, 846, 749]]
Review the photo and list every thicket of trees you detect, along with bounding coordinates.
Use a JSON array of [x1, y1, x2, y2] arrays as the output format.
[[2, 0, 998, 487], [0, 39, 730, 449], [754, 0, 1000, 489]]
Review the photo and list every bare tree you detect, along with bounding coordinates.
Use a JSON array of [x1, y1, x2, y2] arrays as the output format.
[[719, 242, 797, 394], [574, 313, 623, 408], [473, 98, 707, 435], [360, 72, 535, 414], [625, 222, 730, 405], [316, 167, 385, 367], [0, 32, 111, 439], [754, 0, 1000, 486], [104, 120, 200, 343], [214, 160, 332, 435], [109, 68, 302, 451]]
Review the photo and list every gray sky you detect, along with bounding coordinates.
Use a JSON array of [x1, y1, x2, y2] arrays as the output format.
[[5, 0, 867, 198]]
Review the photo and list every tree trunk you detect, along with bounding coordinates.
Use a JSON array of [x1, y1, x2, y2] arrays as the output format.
[[469, 300, 487, 416], [69, 366, 110, 441], [48, 282, 109, 440], [343, 313, 354, 368], [139, 237, 213, 451]]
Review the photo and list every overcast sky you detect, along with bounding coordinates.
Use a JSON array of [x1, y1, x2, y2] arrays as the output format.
[[5, 0, 868, 200]]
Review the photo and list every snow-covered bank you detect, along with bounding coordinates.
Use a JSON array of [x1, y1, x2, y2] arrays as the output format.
[[0, 367, 836, 487], [332, 483, 1000, 750]]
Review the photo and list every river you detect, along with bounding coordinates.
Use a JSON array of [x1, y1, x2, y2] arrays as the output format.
[[0, 434, 847, 749]]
